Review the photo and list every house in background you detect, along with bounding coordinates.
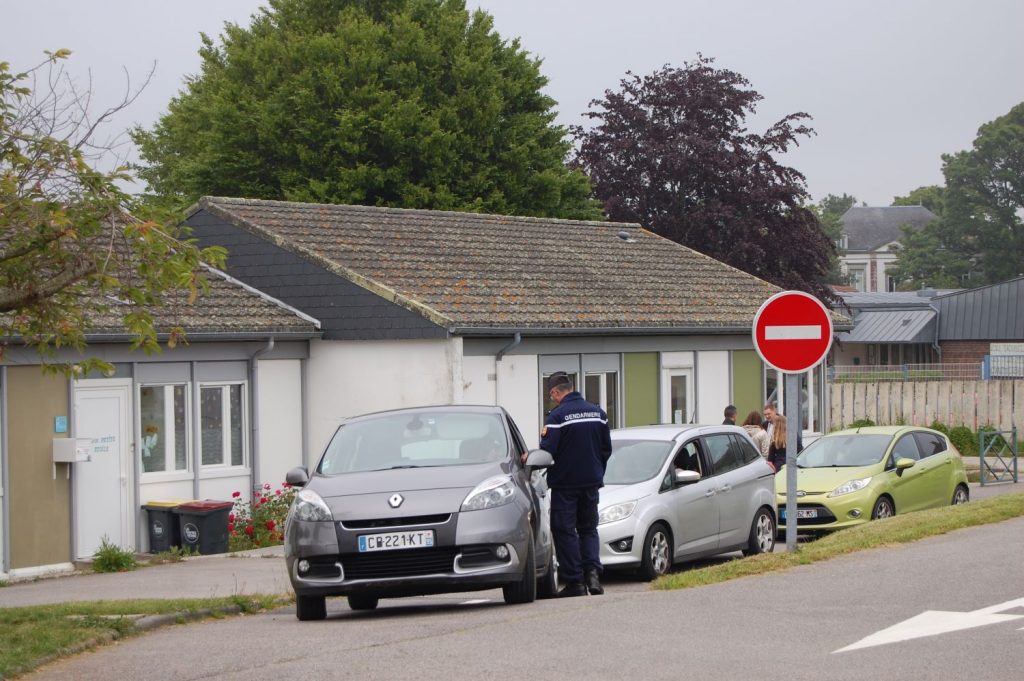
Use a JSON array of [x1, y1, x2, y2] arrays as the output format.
[[0, 269, 321, 580], [934, 277, 1024, 369], [838, 206, 937, 292], [185, 197, 838, 467], [833, 290, 946, 367]]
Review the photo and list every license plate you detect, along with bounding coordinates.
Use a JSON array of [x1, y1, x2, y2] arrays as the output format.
[[780, 508, 818, 521], [358, 530, 435, 552]]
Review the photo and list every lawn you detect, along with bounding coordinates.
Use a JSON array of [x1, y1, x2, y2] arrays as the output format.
[[654, 492, 1024, 591]]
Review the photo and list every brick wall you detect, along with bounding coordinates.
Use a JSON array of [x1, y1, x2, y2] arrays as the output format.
[[940, 340, 990, 364]]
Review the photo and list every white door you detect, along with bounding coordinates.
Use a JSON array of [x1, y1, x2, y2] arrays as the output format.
[[73, 379, 133, 559], [661, 368, 694, 424]]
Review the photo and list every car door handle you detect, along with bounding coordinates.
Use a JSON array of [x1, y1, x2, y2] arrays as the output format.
[[718, 485, 732, 493], [704, 490, 716, 498]]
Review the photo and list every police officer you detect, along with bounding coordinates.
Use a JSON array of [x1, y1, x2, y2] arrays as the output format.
[[540, 372, 612, 597]]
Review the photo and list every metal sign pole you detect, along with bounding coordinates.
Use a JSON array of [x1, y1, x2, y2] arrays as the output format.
[[784, 372, 802, 551]]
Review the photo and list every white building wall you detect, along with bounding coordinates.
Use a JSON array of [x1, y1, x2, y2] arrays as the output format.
[[255, 359, 303, 488], [462, 355, 497, 405], [496, 355, 541, 449], [696, 351, 730, 424], [305, 338, 464, 464]]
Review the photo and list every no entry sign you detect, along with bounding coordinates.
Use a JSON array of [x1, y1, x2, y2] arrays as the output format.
[[752, 290, 834, 373]]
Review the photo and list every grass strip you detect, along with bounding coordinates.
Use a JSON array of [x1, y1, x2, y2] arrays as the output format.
[[654, 491, 1024, 591], [0, 594, 288, 678]]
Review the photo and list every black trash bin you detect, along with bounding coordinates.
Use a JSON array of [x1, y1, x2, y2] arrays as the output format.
[[174, 500, 234, 555], [143, 500, 193, 553]]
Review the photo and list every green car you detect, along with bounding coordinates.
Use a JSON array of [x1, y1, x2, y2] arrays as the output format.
[[776, 425, 969, 532]]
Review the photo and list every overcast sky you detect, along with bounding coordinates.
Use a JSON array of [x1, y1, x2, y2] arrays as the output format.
[[6, 0, 1023, 206]]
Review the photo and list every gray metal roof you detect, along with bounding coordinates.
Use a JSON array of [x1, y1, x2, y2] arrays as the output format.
[[935, 277, 1024, 340], [840, 206, 937, 251], [838, 309, 936, 344]]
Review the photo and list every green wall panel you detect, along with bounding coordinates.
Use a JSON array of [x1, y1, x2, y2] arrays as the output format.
[[624, 352, 659, 427], [731, 350, 763, 422]]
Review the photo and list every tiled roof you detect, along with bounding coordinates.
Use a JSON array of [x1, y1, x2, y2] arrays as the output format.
[[195, 197, 787, 332], [841, 206, 937, 252], [85, 267, 321, 338]]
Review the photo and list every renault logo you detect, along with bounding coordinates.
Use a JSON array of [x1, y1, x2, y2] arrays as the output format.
[[388, 493, 404, 508], [796, 490, 807, 497]]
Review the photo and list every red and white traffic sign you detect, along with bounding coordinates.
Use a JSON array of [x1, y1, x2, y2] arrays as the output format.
[[752, 290, 834, 373]]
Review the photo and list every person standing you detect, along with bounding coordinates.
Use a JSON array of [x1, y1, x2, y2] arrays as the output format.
[[722, 405, 737, 426], [764, 401, 802, 453], [540, 372, 612, 597], [767, 414, 789, 472], [742, 410, 770, 458]]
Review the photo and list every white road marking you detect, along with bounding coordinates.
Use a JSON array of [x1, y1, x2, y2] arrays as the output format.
[[765, 325, 822, 340], [834, 596, 1024, 653]]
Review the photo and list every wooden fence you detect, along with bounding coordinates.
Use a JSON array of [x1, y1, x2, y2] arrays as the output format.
[[828, 379, 1024, 432]]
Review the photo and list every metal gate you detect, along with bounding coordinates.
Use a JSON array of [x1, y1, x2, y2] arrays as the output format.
[[979, 428, 1018, 486]]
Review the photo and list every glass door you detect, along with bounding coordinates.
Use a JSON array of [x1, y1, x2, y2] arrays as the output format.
[[661, 368, 694, 424], [584, 372, 618, 428]]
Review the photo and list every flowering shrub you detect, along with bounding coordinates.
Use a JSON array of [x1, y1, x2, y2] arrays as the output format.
[[228, 482, 296, 551]]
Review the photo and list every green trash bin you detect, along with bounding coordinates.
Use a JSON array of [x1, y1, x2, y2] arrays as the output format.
[[143, 500, 194, 553], [174, 500, 234, 555]]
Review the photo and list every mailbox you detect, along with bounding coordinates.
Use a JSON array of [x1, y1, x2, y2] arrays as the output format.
[[52, 438, 93, 478]]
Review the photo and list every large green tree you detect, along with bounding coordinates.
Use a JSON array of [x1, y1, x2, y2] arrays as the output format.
[[892, 185, 945, 216], [890, 103, 1024, 288], [572, 56, 837, 301], [133, 0, 599, 219], [1, 53, 224, 372]]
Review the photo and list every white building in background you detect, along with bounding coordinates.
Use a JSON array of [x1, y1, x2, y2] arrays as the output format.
[[838, 206, 937, 292]]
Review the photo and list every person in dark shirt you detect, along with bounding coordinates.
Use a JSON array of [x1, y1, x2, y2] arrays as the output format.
[[539, 372, 612, 597], [722, 405, 737, 425]]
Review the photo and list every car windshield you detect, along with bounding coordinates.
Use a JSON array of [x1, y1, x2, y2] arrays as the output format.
[[604, 440, 673, 485], [798, 434, 893, 468], [317, 411, 509, 474]]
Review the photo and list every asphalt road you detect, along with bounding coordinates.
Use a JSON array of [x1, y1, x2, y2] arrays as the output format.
[[27, 513, 1024, 681]]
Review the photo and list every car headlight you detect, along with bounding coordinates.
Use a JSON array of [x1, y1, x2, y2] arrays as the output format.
[[462, 476, 515, 511], [599, 501, 637, 525], [291, 488, 334, 521], [828, 477, 873, 498]]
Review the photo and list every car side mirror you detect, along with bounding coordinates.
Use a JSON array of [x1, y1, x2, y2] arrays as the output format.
[[525, 449, 554, 468], [285, 466, 310, 487], [895, 457, 916, 471], [674, 469, 701, 485]]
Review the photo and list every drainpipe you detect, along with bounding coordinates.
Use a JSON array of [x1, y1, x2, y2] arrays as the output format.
[[494, 333, 522, 408], [928, 303, 942, 363], [249, 337, 275, 493]]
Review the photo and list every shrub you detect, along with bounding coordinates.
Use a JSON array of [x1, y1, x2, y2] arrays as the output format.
[[92, 536, 137, 572], [228, 483, 296, 551], [849, 418, 875, 428], [949, 425, 977, 456], [928, 420, 950, 436]]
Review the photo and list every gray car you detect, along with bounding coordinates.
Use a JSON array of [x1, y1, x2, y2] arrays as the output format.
[[598, 424, 777, 580], [283, 405, 557, 620]]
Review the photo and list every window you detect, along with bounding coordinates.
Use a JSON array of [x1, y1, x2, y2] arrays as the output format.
[[541, 371, 579, 417], [584, 371, 618, 427], [674, 440, 703, 476], [703, 433, 742, 476], [662, 369, 693, 424], [200, 383, 246, 467], [732, 434, 761, 465], [913, 432, 947, 458], [139, 384, 189, 473], [891, 434, 921, 463]]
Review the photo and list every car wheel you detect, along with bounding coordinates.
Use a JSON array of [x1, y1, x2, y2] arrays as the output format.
[[637, 522, 672, 582], [537, 547, 558, 599], [871, 496, 895, 520], [503, 529, 537, 604], [295, 594, 326, 621], [951, 484, 969, 505], [742, 507, 776, 556], [347, 592, 379, 611]]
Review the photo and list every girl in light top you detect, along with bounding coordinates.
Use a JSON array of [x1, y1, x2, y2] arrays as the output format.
[[742, 410, 770, 459]]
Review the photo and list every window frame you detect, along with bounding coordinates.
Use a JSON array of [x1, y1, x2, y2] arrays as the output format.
[[702, 432, 743, 477], [198, 381, 248, 470], [138, 382, 191, 478], [912, 432, 947, 458]]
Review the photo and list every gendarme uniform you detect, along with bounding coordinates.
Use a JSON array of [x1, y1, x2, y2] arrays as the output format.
[[540, 391, 612, 589]]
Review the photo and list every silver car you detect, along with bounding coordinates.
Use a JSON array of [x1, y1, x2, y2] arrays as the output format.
[[283, 405, 557, 620], [598, 424, 777, 580]]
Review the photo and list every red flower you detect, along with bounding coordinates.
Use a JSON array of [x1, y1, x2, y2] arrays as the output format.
[[282, 482, 292, 488], [244, 525, 254, 536], [266, 520, 276, 531], [275, 489, 282, 495], [263, 483, 272, 490], [228, 513, 235, 522], [232, 491, 241, 498], [228, 522, 235, 532]]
